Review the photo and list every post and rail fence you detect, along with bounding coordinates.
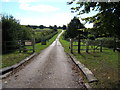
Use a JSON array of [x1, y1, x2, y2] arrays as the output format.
[[69, 38, 118, 53], [3, 38, 35, 53]]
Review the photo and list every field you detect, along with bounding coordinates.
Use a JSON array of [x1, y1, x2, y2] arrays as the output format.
[[59, 32, 119, 88], [32, 28, 52, 31]]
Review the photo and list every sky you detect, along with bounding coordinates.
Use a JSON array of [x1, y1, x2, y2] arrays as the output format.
[[1, 0, 98, 28]]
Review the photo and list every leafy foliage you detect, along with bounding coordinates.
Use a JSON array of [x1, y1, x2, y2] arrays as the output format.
[[62, 25, 67, 30], [65, 17, 84, 39], [2, 15, 32, 53], [68, 1, 120, 38], [34, 30, 58, 43]]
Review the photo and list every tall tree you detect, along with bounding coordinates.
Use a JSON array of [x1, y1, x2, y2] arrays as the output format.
[[53, 25, 57, 31], [68, 1, 120, 39], [62, 25, 67, 30], [2, 15, 20, 41], [39, 25, 44, 29], [65, 17, 84, 38]]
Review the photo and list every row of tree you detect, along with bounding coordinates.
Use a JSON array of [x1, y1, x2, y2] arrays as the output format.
[[27, 25, 67, 30]]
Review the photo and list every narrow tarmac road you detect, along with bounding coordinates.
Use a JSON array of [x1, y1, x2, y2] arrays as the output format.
[[2, 31, 85, 88]]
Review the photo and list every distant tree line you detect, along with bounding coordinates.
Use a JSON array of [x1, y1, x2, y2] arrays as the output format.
[[1, 15, 63, 53], [26, 24, 67, 30]]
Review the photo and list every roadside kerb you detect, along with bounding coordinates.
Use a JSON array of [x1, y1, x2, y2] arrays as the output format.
[[0, 53, 36, 78], [85, 83, 92, 90], [67, 53, 98, 83]]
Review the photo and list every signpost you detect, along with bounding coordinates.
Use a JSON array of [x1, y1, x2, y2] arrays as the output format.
[[19, 38, 35, 53]]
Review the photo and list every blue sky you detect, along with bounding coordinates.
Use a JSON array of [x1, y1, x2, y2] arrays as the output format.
[[1, 0, 98, 28]]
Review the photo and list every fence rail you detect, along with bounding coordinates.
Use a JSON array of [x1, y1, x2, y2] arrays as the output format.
[[69, 38, 115, 53], [2, 39, 35, 53]]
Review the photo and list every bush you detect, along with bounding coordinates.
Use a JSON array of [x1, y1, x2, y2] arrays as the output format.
[[2, 15, 32, 53], [34, 30, 58, 43], [96, 38, 114, 48], [88, 37, 114, 48]]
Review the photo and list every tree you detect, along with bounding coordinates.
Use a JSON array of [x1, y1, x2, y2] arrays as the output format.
[[18, 25, 32, 40], [53, 25, 57, 31], [39, 25, 44, 29], [2, 15, 32, 53], [58, 26, 62, 29], [62, 25, 67, 30], [49, 25, 53, 29], [68, 1, 120, 39], [2, 15, 20, 41], [65, 17, 84, 38]]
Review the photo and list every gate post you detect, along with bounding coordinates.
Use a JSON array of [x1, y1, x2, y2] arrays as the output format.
[[19, 40, 22, 53], [32, 38, 35, 53], [86, 39, 89, 53], [100, 40, 103, 52], [70, 38, 73, 53], [113, 37, 116, 52], [78, 34, 81, 54]]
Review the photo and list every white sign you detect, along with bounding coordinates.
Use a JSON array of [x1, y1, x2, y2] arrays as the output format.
[[25, 41, 32, 45]]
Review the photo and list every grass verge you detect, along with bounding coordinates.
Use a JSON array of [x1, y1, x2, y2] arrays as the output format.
[[1, 29, 62, 69], [59, 32, 119, 88]]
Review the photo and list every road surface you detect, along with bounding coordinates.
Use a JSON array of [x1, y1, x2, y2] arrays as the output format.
[[2, 31, 85, 88]]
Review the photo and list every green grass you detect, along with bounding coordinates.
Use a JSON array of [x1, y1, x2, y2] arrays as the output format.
[[59, 32, 119, 88], [2, 52, 30, 68], [1, 29, 62, 69]]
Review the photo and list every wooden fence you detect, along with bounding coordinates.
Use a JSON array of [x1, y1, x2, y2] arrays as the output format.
[[69, 38, 116, 53], [3, 39, 35, 53]]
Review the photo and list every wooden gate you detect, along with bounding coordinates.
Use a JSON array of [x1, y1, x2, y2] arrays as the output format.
[[19, 38, 35, 53], [3, 38, 35, 53]]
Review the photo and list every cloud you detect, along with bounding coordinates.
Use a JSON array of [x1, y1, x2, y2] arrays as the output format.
[[18, 0, 38, 3], [19, 3, 59, 13], [17, 12, 73, 26], [2, 0, 70, 3], [1, 0, 38, 2]]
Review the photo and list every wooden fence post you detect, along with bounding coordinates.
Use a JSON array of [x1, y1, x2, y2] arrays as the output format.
[[78, 34, 81, 54], [4, 41, 7, 53], [100, 40, 102, 52], [70, 38, 73, 53], [19, 40, 22, 53], [32, 38, 35, 53], [86, 39, 89, 53], [93, 41, 95, 53], [113, 37, 116, 52]]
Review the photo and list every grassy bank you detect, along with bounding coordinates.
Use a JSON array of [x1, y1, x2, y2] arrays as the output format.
[[59, 32, 119, 88], [1, 30, 62, 69]]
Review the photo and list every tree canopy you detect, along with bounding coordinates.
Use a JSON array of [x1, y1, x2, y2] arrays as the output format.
[[65, 17, 84, 38], [68, 1, 120, 38]]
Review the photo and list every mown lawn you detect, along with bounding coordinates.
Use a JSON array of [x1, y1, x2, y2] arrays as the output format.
[[1, 29, 62, 69], [59, 32, 119, 88]]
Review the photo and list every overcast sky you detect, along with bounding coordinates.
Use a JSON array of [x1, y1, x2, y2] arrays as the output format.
[[1, 0, 98, 28]]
